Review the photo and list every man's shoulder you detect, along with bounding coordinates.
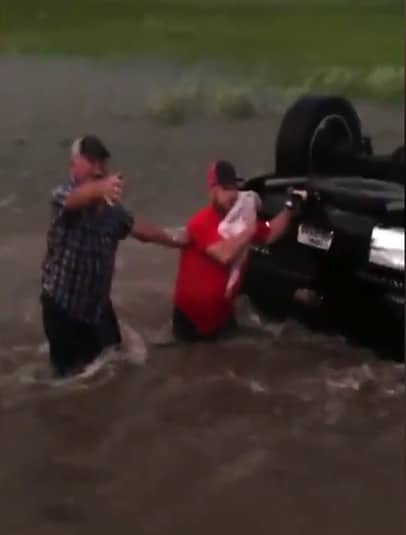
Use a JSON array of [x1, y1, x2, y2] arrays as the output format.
[[51, 180, 75, 204]]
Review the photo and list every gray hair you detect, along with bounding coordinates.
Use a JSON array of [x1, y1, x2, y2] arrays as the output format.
[[71, 137, 82, 158]]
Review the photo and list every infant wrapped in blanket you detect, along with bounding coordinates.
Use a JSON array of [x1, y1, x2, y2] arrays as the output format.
[[218, 190, 262, 298]]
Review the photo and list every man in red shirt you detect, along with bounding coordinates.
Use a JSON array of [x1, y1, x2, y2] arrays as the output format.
[[173, 160, 306, 341]]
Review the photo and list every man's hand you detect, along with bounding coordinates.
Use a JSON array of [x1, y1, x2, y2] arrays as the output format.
[[171, 227, 190, 247], [98, 174, 123, 205], [285, 188, 308, 215]]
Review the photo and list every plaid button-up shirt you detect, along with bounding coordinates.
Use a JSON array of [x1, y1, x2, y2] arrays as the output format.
[[41, 179, 134, 323]]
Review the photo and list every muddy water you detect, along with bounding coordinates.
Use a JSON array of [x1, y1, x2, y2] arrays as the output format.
[[0, 57, 404, 535]]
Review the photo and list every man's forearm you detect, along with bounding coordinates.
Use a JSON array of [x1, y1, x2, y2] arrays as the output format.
[[266, 207, 293, 244], [65, 182, 101, 211], [132, 222, 181, 248], [266, 189, 308, 243]]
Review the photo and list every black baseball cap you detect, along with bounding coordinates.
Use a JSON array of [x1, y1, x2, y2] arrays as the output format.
[[71, 135, 110, 162], [207, 160, 242, 188]]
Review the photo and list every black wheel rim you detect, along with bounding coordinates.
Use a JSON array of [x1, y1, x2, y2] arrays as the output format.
[[308, 115, 353, 175]]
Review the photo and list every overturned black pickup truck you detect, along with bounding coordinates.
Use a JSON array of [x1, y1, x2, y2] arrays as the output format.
[[241, 95, 404, 358]]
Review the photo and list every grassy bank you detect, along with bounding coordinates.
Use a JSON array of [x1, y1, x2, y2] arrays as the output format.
[[1, 0, 403, 102]]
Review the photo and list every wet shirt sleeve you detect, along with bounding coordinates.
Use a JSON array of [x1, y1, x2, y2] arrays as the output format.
[[51, 183, 74, 215]]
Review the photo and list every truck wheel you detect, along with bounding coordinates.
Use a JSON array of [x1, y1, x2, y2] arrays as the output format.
[[275, 95, 363, 176]]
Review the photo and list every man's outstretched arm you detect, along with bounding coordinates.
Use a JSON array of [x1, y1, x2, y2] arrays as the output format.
[[131, 221, 186, 248], [264, 189, 308, 244], [264, 206, 293, 244]]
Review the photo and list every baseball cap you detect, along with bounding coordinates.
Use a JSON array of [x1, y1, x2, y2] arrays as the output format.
[[71, 135, 110, 162], [207, 160, 241, 189]]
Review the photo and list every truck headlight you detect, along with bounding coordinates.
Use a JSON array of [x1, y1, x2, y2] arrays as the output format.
[[369, 227, 404, 271]]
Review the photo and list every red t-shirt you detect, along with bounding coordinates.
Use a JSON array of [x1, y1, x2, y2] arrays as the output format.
[[174, 205, 270, 335]]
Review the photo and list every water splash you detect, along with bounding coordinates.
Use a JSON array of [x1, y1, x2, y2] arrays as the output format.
[[0, 324, 149, 409], [119, 320, 149, 365], [234, 295, 286, 337]]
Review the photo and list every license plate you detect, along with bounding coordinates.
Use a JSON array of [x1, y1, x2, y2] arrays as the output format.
[[297, 224, 333, 251]]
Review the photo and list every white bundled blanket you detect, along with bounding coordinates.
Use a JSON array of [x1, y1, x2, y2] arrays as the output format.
[[218, 190, 262, 298]]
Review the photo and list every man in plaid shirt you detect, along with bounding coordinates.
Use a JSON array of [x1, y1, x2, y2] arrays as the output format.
[[41, 135, 181, 376]]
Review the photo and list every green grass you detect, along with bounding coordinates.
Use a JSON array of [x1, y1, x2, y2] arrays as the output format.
[[1, 0, 403, 102], [146, 84, 259, 124]]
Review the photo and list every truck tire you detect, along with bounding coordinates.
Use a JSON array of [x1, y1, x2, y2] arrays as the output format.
[[275, 95, 363, 176]]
